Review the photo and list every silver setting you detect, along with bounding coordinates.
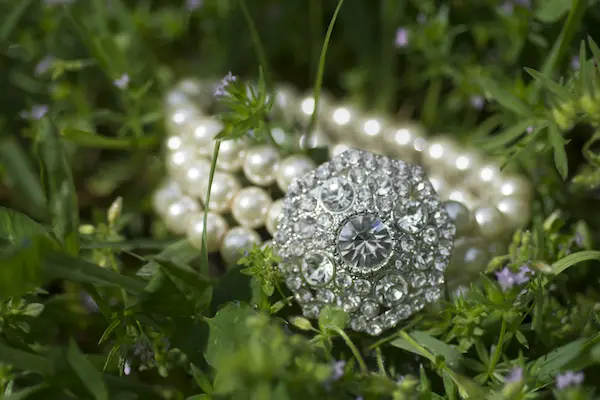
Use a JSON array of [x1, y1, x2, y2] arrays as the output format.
[[273, 149, 456, 335]]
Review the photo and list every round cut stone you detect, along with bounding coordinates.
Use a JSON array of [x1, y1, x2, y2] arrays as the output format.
[[320, 177, 355, 212], [338, 215, 393, 270], [395, 201, 428, 234], [301, 252, 336, 287]]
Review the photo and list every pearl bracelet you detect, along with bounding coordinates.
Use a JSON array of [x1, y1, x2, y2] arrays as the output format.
[[153, 78, 532, 290]]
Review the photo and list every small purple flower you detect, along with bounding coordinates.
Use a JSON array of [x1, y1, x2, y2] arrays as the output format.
[[395, 28, 409, 48], [556, 371, 584, 389], [526, 126, 534, 134], [571, 56, 581, 70], [500, 1, 514, 14], [21, 105, 49, 120], [123, 360, 131, 375], [470, 95, 484, 110], [114, 73, 130, 89], [495, 265, 532, 291], [80, 292, 99, 313], [214, 71, 237, 97], [330, 360, 346, 381], [574, 231, 584, 248], [35, 55, 55, 76], [505, 367, 523, 384], [186, 0, 203, 10]]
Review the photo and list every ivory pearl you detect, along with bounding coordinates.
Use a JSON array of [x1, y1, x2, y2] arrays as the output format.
[[167, 145, 197, 176], [330, 142, 352, 158], [442, 200, 473, 236], [474, 205, 505, 240], [498, 175, 533, 200], [446, 237, 490, 283], [186, 211, 228, 253], [215, 139, 247, 172], [220, 227, 262, 265], [243, 145, 280, 186], [266, 199, 283, 235], [354, 117, 385, 146], [183, 117, 223, 156], [496, 196, 531, 230], [276, 155, 316, 191], [273, 85, 299, 120], [382, 123, 425, 160], [231, 187, 272, 229], [166, 106, 199, 135], [299, 127, 331, 150], [152, 180, 183, 216], [181, 159, 211, 197], [164, 196, 200, 234], [200, 172, 240, 213]]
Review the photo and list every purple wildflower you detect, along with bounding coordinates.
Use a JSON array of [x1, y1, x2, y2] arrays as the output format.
[[571, 56, 581, 70], [574, 231, 584, 248], [526, 126, 534, 134], [330, 360, 346, 381], [21, 105, 49, 120], [470, 95, 484, 110], [80, 291, 99, 313], [556, 371, 584, 389], [123, 360, 131, 375], [114, 73, 130, 89], [495, 265, 532, 291], [500, 1, 514, 14], [186, 0, 203, 10], [35, 55, 55, 76], [214, 72, 237, 97], [395, 28, 409, 48], [505, 367, 523, 384]]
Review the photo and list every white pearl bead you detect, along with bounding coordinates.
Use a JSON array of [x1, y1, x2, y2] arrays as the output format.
[[355, 116, 385, 145], [175, 78, 203, 97], [382, 123, 425, 162], [214, 139, 247, 172], [183, 117, 223, 156], [165, 89, 193, 110], [231, 187, 272, 229], [330, 142, 352, 158], [297, 94, 331, 124], [427, 174, 449, 197], [469, 163, 501, 195], [180, 159, 211, 197], [164, 196, 200, 234], [266, 199, 283, 235], [152, 180, 183, 216], [496, 196, 531, 230], [423, 137, 462, 179], [299, 127, 331, 150], [276, 155, 316, 191], [497, 175, 533, 200], [326, 105, 359, 138], [220, 227, 262, 265], [166, 106, 199, 135], [445, 188, 478, 210], [453, 150, 481, 176], [186, 211, 228, 253], [167, 145, 198, 176], [243, 145, 280, 186], [474, 205, 505, 240], [273, 85, 299, 120], [446, 237, 490, 285], [201, 172, 240, 213]]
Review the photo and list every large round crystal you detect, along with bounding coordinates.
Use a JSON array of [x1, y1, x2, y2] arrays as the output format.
[[301, 252, 336, 287], [337, 215, 393, 270], [320, 177, 355, 212]]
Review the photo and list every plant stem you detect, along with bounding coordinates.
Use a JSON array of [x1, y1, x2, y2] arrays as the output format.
[[240, 0, 271, 90], [487, 317, 507, 380], [375, 347, 387, 377], [307, 0, 346, 136], [201, 139, 221, 274], [377, 0, 398, 111], [329, 325, 368, 374]]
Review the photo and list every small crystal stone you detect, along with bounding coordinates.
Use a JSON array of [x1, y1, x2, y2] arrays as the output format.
[[351, 315, 368, 331], [367, 323, 383, 336], [347, 149, 361, 164], [338, 215, 393, 270], [317, 213, 333, 228], [422, 226, 438, 245], [338, 292, 361, 312], [354, 279, 372, 295], [316, 289, 335, 303], [304, 303, 320, 318], [295, 217, 316, 239], [396, 201, 429, 234], [410, 272, 427, 288], [395, 181, 411, 197], [316, 164, 331, 180], [374, 176, 393, 196], [425, 287, 442, 302], [335, 272, 353, 288], [296, 289, 313, 303], [349, 168, 367, 184], [361, 300, 379, 318], [400, 235, 417, 252], [286, 276, 303, 290], [301, 252, 336, 287], [300, 195, 318, 211], [414, 252, 434, 270], [320, 177, 355, 212], [376, 195, 395, 213]]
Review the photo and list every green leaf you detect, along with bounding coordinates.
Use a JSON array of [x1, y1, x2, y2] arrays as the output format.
[[43, 253, 146, 295], [318, 306, 349, 334], [547, 125, 568, 179], [391, 331, 464, 368], [0, 138, 47, 219], [479, 119, 539, 151], [140, 270, 197, 317], [551, 250, 600, 275], [0, 206, 52, 246], [523, 67, 573, 102], [36, 119, 80, 255], [61, 128, 157, 149], [210, 266, 253, 315], [588, 36, 600, 66], [0, 342, 54, 375], [0, 0, 34, 43], [3, 384, 47, 400], [204, 303, 255, 369], [153, 257, 212, 292], [137, 239, 200, 277], [534, 0, 571, 23], [67, 338, 109, 400], [475, 76, 532, 116], [531, 337, 588, 381]]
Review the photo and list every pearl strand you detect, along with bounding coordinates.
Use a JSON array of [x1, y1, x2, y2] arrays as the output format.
[[155, 78, 533, 282]]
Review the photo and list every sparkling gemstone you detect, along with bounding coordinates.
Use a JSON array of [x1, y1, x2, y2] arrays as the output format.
[[400, 235, 417, 252], [351, 315, 368, 331], [301, 252, 335, 287], [286, 276, 303, 290], [338, 215, 393, 270], [304, 173, 317, 188], [425, 287, 442, 302], [395, 181, 411, 197], [317, 213, 333, 228], [304, 303, 320, 318], [396, 201, 428, 234], [386, 284, 407, 303], [320, 177, 355, 212], [295, 217, 316, 239], [356, 187, 372, 205], [347, 149, 362, 164], [367, 323, 383, 336], [335, 272, 353, 288], [316, 289, 335, 303], [296, 289, 313, 303], [395, 259, 408, 271], [422, 226, 439, 245], [337, 292, 361, 312], [361, 300, 379, 318], [349, 168, 367, 184], [414, 252, 434, 270], [316, 164, 331, 180], [374, 176, 393, 196], [376, 195, 395, 213], [300, 195, 318, 211], [410, 272, 427, 288], [354, 279, 372, 295], [383, 310, 399, 327]]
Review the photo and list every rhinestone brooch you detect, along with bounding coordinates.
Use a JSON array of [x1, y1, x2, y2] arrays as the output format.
[[273, 149, 456, 335]]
